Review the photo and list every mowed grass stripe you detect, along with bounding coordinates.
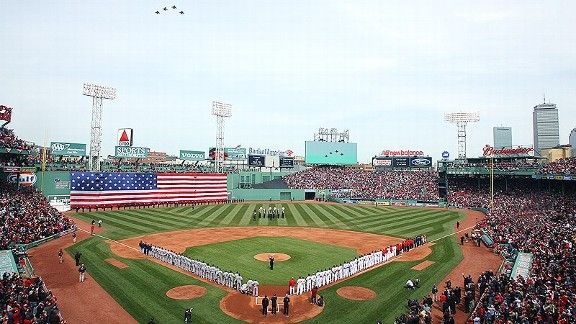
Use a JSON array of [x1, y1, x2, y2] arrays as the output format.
[[286, 203, 308, 226], [195, 205, 230, 226], [239, 204, 257, 226], [90, 212, 159, 234], [125, 209, 193, 227], [350, 209, 441, 228], [365, 211, 448, 232], [295, 204, 326, 227], [112, 210, 181, 232], [299, 204, 332, 227], [218, 203, 245, 226], [384, 215, 456, 235], [391, 214, 460, 238], [323, 205, 355, 221], [307, 204, 350, 229]]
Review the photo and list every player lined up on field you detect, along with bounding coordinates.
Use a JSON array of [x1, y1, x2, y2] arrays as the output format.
[[139, 241, 257, 293]]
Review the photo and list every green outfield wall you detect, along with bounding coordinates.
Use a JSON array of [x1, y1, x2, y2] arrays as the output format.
[[229, 188, 305, 201]]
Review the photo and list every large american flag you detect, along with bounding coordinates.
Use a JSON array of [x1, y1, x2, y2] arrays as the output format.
[[69, 172, 228, 207]]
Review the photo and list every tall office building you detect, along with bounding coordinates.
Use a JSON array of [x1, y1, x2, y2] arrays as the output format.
[[493, 127, 512, 149], [570, 128, 576, 157], [533, 103, 559, 155]]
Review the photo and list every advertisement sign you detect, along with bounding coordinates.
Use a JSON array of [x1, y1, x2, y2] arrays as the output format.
[[279, 157, 295, 168], [305, 141, 358, 165], [381, 149, 424, 156], [208, 147, 247, 161], [117, 128, 133, 147], [442, 151, 450, 159], [409, 157, 432, 168], [265, 155, 280, 168], [482, 146, 533, 157], [393, 157, 410, 167], [20, 173, 37, 186], [114, 146, 149, 158], [50, 142, 87, 156], [248, 155, 265, 167], [179, 150, 205, 161], [372, 157, 393, 167], [249, 148, 294, 157]]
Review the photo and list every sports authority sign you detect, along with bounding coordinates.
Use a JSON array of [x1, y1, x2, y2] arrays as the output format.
[[381, 149, 425, 156], [114, 146, 149, 158], [117, 128, 133, 146], [482, 146, 534, 157]]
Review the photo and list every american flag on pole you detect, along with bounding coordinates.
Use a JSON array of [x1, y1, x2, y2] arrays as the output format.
[[69, 172, 228, 207]]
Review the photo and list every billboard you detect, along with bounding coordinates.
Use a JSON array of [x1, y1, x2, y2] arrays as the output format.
[[409, 157, 432, 168], [117, 128, 133, 147], [305, 141, 358, 165], [50, 142, 87, 156], [372, 157, 393, 167], [208, 147, 247, 161], [265, 155, 280, 168], [279, 157, 295, 168], [114, 146, 149, 158], [179, 150, 205, 161], [392, 157, 410, 167], [248, 154, 265, 166]]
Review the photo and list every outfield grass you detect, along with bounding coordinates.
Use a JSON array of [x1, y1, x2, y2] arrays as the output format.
[[69, 203, 464, 323], [75, 203, 461, 241], [183, 237, 358, 285]]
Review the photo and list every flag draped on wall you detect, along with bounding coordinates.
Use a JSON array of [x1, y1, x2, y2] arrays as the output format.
[[70, 172, 228, 207]]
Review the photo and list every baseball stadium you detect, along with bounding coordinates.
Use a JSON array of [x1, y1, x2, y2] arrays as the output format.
[[2, 2, 576, 324], [2, 104, 576, 324]]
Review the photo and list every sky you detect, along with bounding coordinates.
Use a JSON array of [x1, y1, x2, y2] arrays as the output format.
[[1, 0, 575, 163]]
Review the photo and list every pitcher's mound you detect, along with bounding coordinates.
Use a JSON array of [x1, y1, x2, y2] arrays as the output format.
[[166, 285, 207, 300], [337, 286, 376, 300], [254, 253, 291, 262]]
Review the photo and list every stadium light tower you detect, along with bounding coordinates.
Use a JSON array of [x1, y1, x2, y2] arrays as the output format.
[[83, 83, 117, 171], [212, 101, 232, 173], [444, 112, 480, 159]]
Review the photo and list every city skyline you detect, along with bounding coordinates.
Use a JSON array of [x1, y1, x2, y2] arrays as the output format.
[[1, 1, 575, 163]]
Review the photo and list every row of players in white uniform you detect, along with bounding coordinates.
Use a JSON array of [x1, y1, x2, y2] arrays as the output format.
[[141, 239, 423, 297], [142, 244, 254, 292], [289, 245, 401, 295]]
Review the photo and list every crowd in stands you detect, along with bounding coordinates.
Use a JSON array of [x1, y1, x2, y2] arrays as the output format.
[[0, 184, 74, 250], [445, 161, 540, 172], [283, 167, 439, 201], [539, 157, 576, 175], [445, 179, 576, 323], [0, 273, 64, 323], [0, 127, 31, 151]]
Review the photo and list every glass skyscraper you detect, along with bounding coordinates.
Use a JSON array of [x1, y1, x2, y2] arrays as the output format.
[[533, 103, 559, 155], [493, 127, 512, 149]]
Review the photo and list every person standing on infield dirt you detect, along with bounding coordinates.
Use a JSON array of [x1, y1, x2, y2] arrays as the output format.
[[262, 295, 269, 316]]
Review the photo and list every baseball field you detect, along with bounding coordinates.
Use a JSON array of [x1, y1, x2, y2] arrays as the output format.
[[66, 202, 464, 323]]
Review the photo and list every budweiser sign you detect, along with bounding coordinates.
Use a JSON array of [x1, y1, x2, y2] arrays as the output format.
[[482, 146, 533, 156], [381, 150, 424, 156]]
